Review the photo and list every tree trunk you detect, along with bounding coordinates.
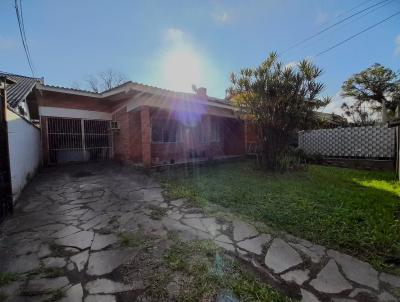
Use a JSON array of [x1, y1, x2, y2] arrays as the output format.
[[261, 127, 289, 170]]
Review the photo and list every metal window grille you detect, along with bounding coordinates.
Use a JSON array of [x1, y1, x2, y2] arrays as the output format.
[[46, 117, 112, 164]]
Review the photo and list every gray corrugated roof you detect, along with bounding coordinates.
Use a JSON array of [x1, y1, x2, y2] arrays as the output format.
[[0, 72, 42, 108], [42, 80, 230, 105]]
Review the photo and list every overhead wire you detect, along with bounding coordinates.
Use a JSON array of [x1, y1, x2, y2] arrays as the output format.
[[315, 10, 400, 57], [14, 0, 35, 77], [279, 0, 392, 55]]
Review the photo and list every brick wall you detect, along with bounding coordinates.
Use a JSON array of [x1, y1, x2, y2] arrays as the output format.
[[112, 107, 130, 162], [222, 118, 245, 155], [150, 110, 245, 165], [141, 107, 151, 168], [129, 110, 142, 163], [38, 88, 246, 167]]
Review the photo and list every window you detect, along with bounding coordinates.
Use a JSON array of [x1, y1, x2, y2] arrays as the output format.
[[152, 119, 180, 143], [210, 119, 221, 142]]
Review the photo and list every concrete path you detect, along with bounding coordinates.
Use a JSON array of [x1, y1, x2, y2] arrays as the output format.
[[0, 163, 399, 302]]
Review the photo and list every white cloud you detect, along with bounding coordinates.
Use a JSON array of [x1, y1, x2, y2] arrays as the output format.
[[322, 92, 380, 122], [0, 36, 16, 50], [213, 11, 230, 23], [322, 92, 347, 115], [315, 11, 329, 25], [285, 61, 298, 69], [395, 34, 400, 55]]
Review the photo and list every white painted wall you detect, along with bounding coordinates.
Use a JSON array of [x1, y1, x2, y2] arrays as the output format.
[[39, 106, 112, 120], [6, 109, 41, 201]]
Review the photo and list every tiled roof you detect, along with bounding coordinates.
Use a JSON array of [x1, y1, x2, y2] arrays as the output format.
[[0, 72, 42, 108], [42, 81, 229, 104], [1, 71, 230, 108]]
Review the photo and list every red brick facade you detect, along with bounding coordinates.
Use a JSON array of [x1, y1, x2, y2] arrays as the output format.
[[112, 107, 130, 162], [37, 87, 247, 167]]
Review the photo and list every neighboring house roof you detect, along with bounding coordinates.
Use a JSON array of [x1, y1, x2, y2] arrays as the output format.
[[0, 72, 43, 108], [315, 111, 346, 125]]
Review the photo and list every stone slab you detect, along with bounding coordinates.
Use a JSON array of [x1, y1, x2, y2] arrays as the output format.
[[85, 278, 144, 294], [2, 254, 40, 273], [264, 238, 303, 273], [215, 234, 233, 244], [233, 220, 258, 241], [60, 283, 83, 302], [290, 242, 325, 264], [85, 295, 116, 302], [201, 217, 220, 236], [70, 250, 89, 272], [38, 244, 52, 258], [215, 240, 235, 252], [309, 259, 352, 294], [378, 291, 397, 302], [91, 233, 118, 251], [327, 249, 379, 290], [55, 231, 94, 250], [170, 199, 185, 207], [237, 234, 271, 255], [24, 277, 69, 293], [380, 272, 400, 288], [53, 225, 81, 238], [42, 257, 66, 268], [301, 289, 321, 302], [86, 249, 133, 276], [181, 218, 208, 232], [281, 269, 310, 285]]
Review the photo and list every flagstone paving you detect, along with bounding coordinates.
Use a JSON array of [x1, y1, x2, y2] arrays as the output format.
[[0, 163, 399, 301]]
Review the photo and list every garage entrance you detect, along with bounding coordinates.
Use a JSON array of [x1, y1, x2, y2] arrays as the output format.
[[44, 117, 112, 164]]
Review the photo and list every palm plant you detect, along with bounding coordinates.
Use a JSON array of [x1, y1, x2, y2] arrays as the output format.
[[227, 52, 330, 170]]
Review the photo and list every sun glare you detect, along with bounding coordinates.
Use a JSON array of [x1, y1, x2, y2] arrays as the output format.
[[161, 45, 203, 93]]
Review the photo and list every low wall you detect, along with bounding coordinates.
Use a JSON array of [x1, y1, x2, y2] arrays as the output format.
[[323, 158, 394, 171], [7, 109, 41, 201], [298, 126, 395, 158]]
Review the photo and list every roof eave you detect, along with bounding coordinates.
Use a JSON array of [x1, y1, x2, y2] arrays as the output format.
[[37, 82, 237, 111]]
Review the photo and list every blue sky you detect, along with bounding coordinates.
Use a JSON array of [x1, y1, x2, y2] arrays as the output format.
[[0, 0, 399, 113]]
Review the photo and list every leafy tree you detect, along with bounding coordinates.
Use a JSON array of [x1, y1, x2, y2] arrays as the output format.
[[341, 64, 400, 123], [227, 52, 330, 170], [341, 102, 375, 126]]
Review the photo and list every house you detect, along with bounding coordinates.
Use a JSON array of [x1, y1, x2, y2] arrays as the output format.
[[26, 80, 246, 168], [0, 72, 42, 201]]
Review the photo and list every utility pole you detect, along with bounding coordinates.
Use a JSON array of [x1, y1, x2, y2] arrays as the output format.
[[0, 76, 14, 223]]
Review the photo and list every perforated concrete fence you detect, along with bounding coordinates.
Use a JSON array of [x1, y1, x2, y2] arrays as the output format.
[[298, 126, 395, 158]]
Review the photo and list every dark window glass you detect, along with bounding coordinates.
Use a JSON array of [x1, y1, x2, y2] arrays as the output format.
[[152, 119, 180, 143]]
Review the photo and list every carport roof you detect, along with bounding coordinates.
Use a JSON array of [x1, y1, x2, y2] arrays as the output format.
[[0, 72, 43, 108]]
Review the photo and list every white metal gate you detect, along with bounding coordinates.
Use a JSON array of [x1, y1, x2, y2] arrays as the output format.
[[45, 117, 112, 164]]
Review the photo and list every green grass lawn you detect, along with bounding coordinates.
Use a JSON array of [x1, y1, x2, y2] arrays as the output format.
[[157, 160, 400, 273]]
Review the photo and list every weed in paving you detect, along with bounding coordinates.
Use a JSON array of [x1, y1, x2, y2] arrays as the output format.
[[148, 205, 168, 220], [0, 272, 19, 287], [118, 231, 153, 249]]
